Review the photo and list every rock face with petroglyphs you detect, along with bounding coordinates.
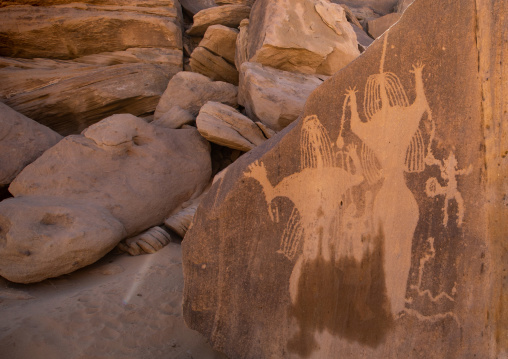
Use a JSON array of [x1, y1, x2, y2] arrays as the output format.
[[182, 0, 507, 357]]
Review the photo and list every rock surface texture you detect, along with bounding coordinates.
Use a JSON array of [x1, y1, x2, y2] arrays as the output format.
[[0, 103, 62, 186], [0, 114, 211, 283], [245, 0, 360, 75], [0, 4, 182, 60], [0, 0, 183, 135], [0, 57, 179, 135], [239, 62, 325, 131], [183, 0, 507, 358]]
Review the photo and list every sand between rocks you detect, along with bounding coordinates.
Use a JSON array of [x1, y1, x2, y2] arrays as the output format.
[[0, 243, 226, 359]]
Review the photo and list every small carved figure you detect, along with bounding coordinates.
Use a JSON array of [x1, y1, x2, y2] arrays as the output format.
[[425, 152, 472, 227]]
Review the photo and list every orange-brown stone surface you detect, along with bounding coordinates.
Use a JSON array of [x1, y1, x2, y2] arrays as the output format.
[[182, 0, 507, 357]]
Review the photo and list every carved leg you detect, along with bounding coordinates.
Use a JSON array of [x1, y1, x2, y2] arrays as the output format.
[[443, 197, 450, 226], [455, 193, 465, 227]]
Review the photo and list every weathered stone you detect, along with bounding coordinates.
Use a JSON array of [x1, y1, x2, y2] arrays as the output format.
[[179, 0, 215, 15], [0, 103, 62, 186], [246, 0, 360, 76], [2, 114, 211, 283], [367, 13, 402, 39], [215, 0, 254, 5], [0, 58, 178, 135], [235, 19, 249, 71], [183, 0, 507, 357], [190, 47, 239, 85], [0, 196, 125, 283], [0, 5, 182, 60], [238, 62, 324, 131], [73, 47, 183, 68], [196, 101, 266, 151], [199, 25, 238, 64], [154, 71, 238, 121], [187, 5, 251, 37]]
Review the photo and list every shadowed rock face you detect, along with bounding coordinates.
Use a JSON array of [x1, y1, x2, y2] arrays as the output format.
[[182, 0, 507, 357]]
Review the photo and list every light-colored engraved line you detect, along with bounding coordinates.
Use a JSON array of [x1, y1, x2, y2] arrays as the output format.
[[401, 308, 460, 325], [301, 115, 334, 169], [278, 207, 304, 260], [361, 142, 382, 185], [405, 128, 425, 172], [385, 72, 409, 107], [411, 237, 455, 303]]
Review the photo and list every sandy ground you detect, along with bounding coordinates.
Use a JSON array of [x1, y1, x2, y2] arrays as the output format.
[[0, 243, 226, 359]]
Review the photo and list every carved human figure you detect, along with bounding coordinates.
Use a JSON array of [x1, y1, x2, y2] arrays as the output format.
[[425, 152, 472, 227], [346, 45, 432, 314], [245, 115, 364, 302]]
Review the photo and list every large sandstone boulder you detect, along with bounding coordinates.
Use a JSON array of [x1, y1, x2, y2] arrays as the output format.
[[238, 62, 325, 131], [0, 58, 179, 135], [0, 197, 125, 284], [196, 101, 267, 151], [0, 103, 62, 186], [182, 0, 507, 357], [1, 114, 211, 283], [190, 47, 239, 85], [199, 25, 238, 64], [0, 4, 182, 60], [154, 71, 238, 125], [246, 0, 360, 76], [187, 5, 251, 37]]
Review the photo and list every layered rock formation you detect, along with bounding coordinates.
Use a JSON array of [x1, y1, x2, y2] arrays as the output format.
[[0, 0, 183, 135], [183, 0, 507, 358]]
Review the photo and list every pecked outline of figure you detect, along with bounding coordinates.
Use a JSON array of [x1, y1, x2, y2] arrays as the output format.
[[339, 33, 434, 315], [245, 114, 364, 303]]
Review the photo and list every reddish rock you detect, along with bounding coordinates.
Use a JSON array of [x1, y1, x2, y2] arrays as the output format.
[[182, 0, 507, 357]]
